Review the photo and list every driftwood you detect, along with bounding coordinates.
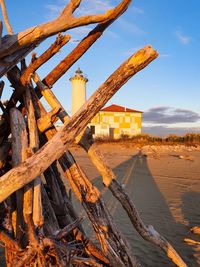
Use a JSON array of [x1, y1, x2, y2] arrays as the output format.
[[0, 1, 190, 266], [32, 69, 187, 267], [0, 45, 158, 202]]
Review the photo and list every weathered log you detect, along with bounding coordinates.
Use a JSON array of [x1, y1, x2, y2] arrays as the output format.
[[43, 164, 72, 228], [0, 140, 10, 170], [55, 218, 83, 240], [23, 86, 44, 227], [0, 0, 130, 140], [32, 178, 43, 227], [190, 226, 200, 235], [184, 238, 200, 245], [23, 84, 39, 150], [30, 87, 136, 266], [37, 106, 61, 132], [0, 1, 187, 266], [10, 108, 28, 246], [10, 108, 28, 166], [41, 183, 60, 236], [70, 257, 104, 267], [0, 46, 157, 266], [5, 34, 70, 113], [0, 230, 20, 251], [30, 75, 120, 264], [41, 0, 131, 88], [33, 73, 69, 125], [0, 0, 130, 59], [44, 163, 108, 266], [0, 42, 38, 78], [27, 86, 99, 257], [0, 33, 69, 143], [0, 45, 158, 202], [59, 152, 138, 267]]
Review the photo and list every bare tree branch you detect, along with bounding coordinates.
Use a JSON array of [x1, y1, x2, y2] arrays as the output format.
[[0, 0, 131, 59], [0, 0, 13, 35]]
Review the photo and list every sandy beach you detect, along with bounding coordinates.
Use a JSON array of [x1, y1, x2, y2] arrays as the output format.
[[69, 142, 200, 266]]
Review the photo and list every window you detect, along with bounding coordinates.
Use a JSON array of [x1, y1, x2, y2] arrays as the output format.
[[125, 116, 130, 123], [102, 116, 109, 123]]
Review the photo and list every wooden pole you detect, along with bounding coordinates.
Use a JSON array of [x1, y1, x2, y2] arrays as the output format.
[[23, 86, 44, 227], [10, 108, 28, 246]]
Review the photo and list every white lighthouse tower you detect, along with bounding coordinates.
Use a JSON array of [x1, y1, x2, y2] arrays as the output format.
[[70, 67, 88, 115]]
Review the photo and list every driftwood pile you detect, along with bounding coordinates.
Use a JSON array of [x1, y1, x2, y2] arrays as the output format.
[[0, 0, 188, 266]]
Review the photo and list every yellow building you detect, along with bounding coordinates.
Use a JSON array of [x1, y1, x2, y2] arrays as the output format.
[[89, 104, 142, 139]]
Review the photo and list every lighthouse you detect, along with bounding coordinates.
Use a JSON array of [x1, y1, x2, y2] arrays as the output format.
[[70, 67, 88, 116]]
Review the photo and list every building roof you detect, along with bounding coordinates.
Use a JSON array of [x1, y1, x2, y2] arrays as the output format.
[[101, 104, 143, 113]]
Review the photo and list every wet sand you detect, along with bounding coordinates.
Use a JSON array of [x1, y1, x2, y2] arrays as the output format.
[[70, 143, 200, 266]]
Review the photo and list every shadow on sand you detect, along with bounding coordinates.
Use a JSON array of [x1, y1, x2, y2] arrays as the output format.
[[93, 151, 197, 266]]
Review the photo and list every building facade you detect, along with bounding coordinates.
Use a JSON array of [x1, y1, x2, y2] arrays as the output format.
[[89, 104, 142, 139]]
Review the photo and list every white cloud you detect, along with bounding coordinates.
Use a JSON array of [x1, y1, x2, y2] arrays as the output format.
[[176, 31, 191, 45]]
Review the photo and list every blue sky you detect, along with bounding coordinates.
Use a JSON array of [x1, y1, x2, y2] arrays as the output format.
[[1, 0, 200, 136]]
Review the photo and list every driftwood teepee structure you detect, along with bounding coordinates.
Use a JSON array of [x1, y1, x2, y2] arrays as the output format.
[[0, 0, 188, 266]]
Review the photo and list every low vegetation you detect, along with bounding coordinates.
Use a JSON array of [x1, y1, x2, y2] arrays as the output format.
[[95, 133, 200, 146]]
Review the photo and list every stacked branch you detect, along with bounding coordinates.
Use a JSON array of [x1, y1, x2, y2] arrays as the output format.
[[0, 1, 189, 266]]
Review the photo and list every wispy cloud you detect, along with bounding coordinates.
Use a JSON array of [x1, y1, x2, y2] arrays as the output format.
[[74, 0, 113, 16], [131, 7, 144, 15], [123, 46, 145, 56], [143, 106, 200, 124], [159, 53, 171, 58], [45, 0, 117, 40], [45, 4, 63, 19], [105, 30, 119, 39], [118, 18, 146, 35], [68, 26, 93, 42], [176, 31, 191, 45], [45, 0, 113, 19]]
